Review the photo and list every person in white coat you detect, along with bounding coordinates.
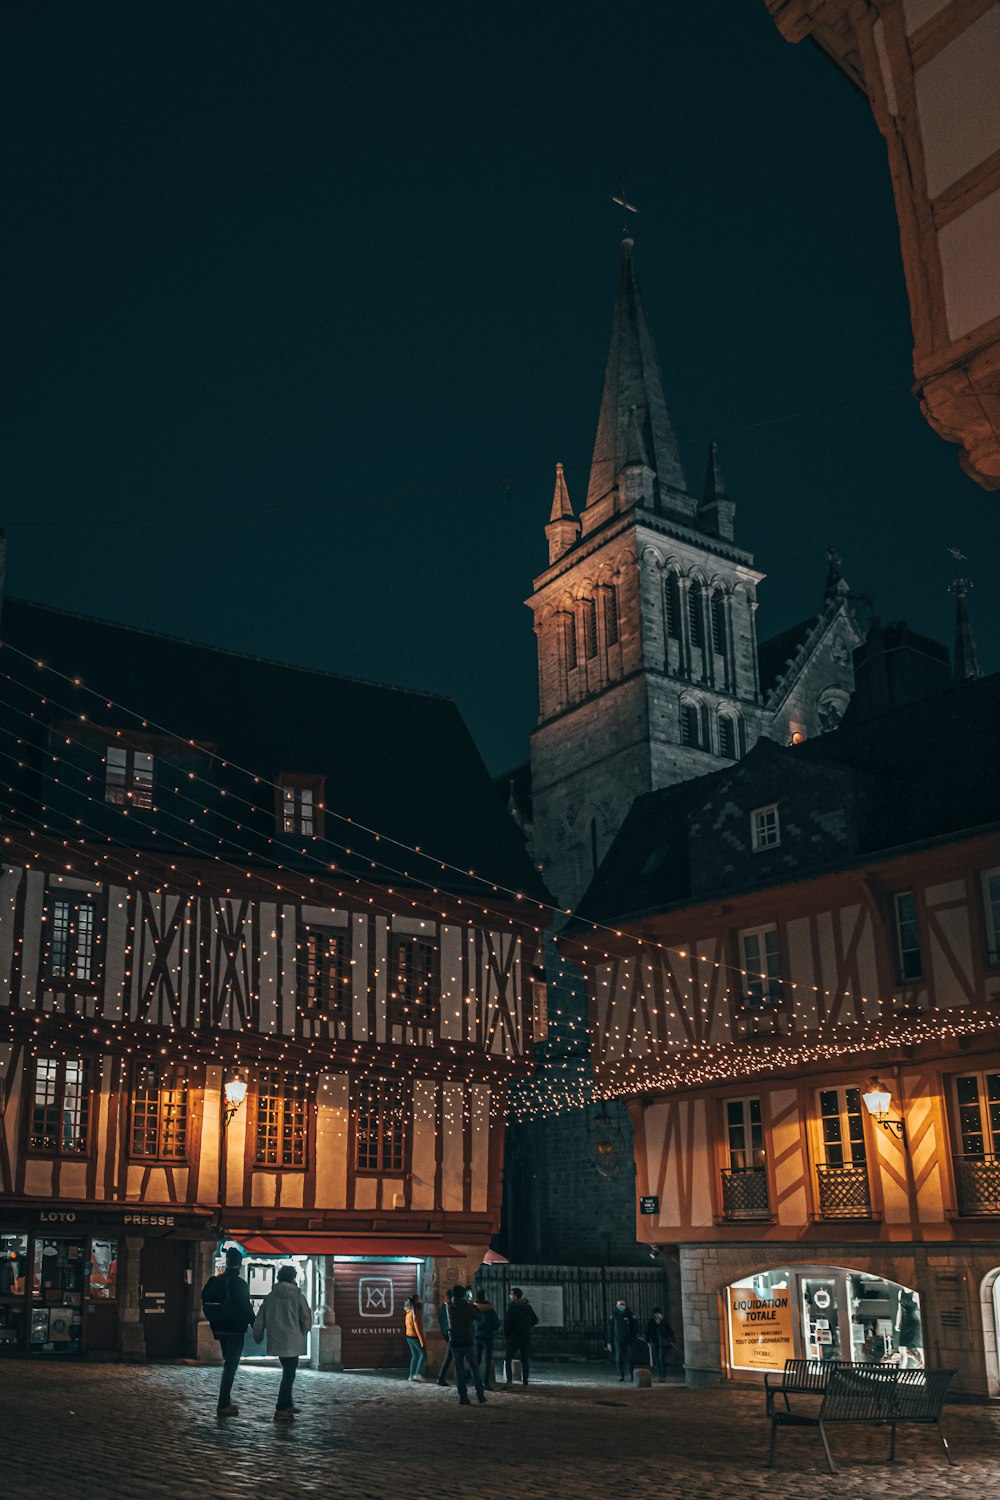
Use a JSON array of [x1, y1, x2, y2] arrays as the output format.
[[252, 1265, 312, 1422]]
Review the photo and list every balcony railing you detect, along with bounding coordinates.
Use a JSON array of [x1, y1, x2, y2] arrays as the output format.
[[721, 1167, 770, 1220], [816, 1162, 872, 1219], [953, 1154, 1000, 1216]]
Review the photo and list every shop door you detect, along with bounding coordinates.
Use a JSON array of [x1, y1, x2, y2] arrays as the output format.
[[139, 1240, 189, 1359], [333, 1262, 417, 1370], [241, 1256, 314, 1360]]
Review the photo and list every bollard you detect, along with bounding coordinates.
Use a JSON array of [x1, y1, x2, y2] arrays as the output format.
[[633, 1366, 652, 1388]]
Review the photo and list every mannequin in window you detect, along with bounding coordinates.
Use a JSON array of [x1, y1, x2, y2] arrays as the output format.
[[896, 1290, 923, 1368]]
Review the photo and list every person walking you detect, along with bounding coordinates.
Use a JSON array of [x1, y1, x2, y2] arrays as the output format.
[[405, 1295, 427, 1382], [473, 1287, 499, 1389], [607, 1298, 637, 1382], [251, 1264, 312, 1423], [201, 1246, 254, 1418], [502, 1287, 538, 1388], [644, 1307, 675, 1380], [446, 1284, 486, 1405], [436, 1294, 455, 1386]]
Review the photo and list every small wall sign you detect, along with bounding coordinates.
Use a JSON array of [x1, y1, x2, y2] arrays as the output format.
[[639, 1195, 659, 1215]]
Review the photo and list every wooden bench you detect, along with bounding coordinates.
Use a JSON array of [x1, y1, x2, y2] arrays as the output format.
[[764, 1358, 854, 1414], [767, 1365, 955, 1474]]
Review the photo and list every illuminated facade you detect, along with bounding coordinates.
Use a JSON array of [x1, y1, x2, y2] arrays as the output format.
[[0, 592, 547, 1364], [568, 643, 1000, 1394]]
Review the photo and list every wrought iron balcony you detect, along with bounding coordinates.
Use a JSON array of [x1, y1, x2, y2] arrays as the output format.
[[953, 1154, 1000, 1216], [816, 1162, 872, 1219], [721, 1167, 770, 1220]]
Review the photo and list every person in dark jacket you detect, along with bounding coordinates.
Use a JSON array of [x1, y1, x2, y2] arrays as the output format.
[[606, 1299, 637, 1382], [436, 1295, 455, 1386], [644, 1307, 675, 1380], [201, 1247, 254, 1416], [446, 1284, 485, 1405], [473, 1288, 499, 1389], [503, 1287, 538, 1388]]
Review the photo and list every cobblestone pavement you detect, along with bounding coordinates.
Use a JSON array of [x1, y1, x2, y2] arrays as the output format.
[[2, 1361, 998, 1499]]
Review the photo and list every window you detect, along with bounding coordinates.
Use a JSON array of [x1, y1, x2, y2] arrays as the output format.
[[818, 1087, 867, 1169], [44, 889, 97, 986], [530, 970, 549, 1042], [300, 925, 352, 1017], [718, 715, 736, 760], [726, 1097, 765, 1171], [354, 1080, 406, 1173], [665, 575, 681, 641], [893, 891, 922, 981], [29, 1057, 90, 1155], [688, 583, 704, 648], [277, 774, 324, 838], [738, 925, 784, 1007], [680, 702, 700, 748], [105, 746, 154, 809], [954, 1072, 1000, 1158], [254, 1072, 307, 1168], [130, 1063, 188, 1159], [711, 593, 726, 656], [983, 870, 1000, 966], [751, 804, 780, 851], [582, 598, 598, 660], [389, 934, 439, 1024], [604, 586, 620, 648], [564, 611, 578, 671]]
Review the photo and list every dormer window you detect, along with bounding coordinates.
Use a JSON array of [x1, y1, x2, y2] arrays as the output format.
[[105, 746, 153, 809], [751, 804, 780, 851], [277, 774, 325, 838]]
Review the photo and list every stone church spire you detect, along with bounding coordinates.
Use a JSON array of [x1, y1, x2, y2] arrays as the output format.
[[698, 441, 735, 541], [953, 579, 984, 682], [584, 236, 691, 519]]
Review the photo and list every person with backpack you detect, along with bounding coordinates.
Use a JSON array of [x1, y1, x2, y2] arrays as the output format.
[[502, 1287, 538, 1388], [446, 1283, 486, 1405], [200, 1246, 254, 1417], [252, 1264, 312, 1422], [473, 1287, 500, 1389]]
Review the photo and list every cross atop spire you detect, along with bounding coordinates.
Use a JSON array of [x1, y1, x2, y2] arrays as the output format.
[[584, 238, 691, 519]]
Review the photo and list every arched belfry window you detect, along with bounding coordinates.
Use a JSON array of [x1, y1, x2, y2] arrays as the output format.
[[583, 598, 598, 660], [688, 582, 705, 648], [719, 715, 736, 760], [665, 575, 681, 641], [564, 611, 578, 671], [680, 702, 700, 748], [712, 593, 727, 656], [604, 585, 620, 647]]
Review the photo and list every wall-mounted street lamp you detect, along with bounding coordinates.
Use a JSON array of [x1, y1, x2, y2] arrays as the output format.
[[862, 1076, 906, 1142], [223, 1075, 248, 1127]]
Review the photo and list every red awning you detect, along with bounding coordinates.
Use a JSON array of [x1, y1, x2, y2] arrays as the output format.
[[482, 1247, 509, 1264], [233, 1234, 463, 1258]]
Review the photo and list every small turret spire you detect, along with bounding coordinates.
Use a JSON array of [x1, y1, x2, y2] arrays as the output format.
[[824, 545, 851, 605], [545, 463, 580, 565], [952, 579, 984, 682], [697, 441, 735, 541]]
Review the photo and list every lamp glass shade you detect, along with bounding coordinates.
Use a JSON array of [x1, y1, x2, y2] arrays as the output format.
[[224, 1078, 248, 1110], [862, 1080, 891, 1117]]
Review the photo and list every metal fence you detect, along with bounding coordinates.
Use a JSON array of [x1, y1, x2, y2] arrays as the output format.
[[475, 1263, 672, 1359]]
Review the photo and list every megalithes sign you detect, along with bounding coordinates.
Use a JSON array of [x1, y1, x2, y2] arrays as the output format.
[[728, 1288, 795, 1371]]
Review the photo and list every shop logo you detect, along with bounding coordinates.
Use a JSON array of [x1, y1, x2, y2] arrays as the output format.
[[359, 1278, 393, 1317]]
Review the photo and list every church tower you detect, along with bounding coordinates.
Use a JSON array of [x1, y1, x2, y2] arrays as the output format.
[[529, 237, 765, 907]]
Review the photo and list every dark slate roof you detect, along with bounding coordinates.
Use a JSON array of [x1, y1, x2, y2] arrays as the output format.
[[571, 671, 1000, 928], [0, 596, 549, 902], [757, 616, 816, 697]]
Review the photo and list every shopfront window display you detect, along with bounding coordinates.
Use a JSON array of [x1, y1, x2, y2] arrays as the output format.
[[727, 1266, 923, 1374], [0, 1235, 29, 1350], [32, 1237, 86, 1353]]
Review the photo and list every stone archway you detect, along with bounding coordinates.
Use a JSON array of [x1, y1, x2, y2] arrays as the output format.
[[979, 1266, 1000, 1398]]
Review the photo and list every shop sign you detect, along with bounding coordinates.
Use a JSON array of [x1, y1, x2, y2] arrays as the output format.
[[639, 1196, 659, 1215], [728, 1286, 795, 1371], [9, 1206, 216, 1231]]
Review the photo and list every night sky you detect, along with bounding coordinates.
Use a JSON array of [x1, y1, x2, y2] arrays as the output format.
[[3, 2, 997, 776]]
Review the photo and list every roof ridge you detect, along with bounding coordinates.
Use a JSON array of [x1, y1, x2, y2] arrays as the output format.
[[3, 595, 451, 703]]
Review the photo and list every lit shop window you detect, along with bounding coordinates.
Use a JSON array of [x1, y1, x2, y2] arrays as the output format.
[[105, 746, 153, 808]]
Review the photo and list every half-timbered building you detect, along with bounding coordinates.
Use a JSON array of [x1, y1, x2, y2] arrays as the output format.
[[567, 626, 1000, 1395], [0, 592, 548, 1366]]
